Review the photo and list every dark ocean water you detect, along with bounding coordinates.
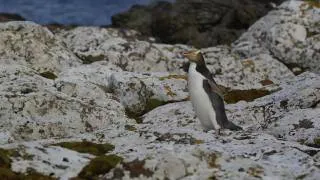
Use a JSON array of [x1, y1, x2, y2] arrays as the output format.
[[0, 0, 173, 25]]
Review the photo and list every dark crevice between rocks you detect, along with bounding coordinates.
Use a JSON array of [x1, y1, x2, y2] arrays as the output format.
[[304, 137, 320, 149], [292, 146, 319, 156], [268, 51, 308, 76], [283, 63, 309, 76], [0, 148, 55, 179], [310, 99, 320, 108]]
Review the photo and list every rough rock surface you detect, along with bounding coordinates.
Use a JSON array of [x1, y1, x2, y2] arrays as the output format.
[[56, 26, 189, 72], [56, 27, 294, 90], [0, 21, 81, 75], [0, 1, 319, 179], [232, 0, 320, 73], [111, 0, 286, 48]]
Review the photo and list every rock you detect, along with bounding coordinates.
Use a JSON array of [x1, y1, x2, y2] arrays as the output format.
[[227, 72, 320, 131], [0, 64, 129, 143], [111, 0, 285, 48], [202, 46, 294, 89], [0, 21, 81, 76], [232, 1, 320, 73], [10, 142, 93, 179], [0, 2, 319, 179], [54, 61, 123, 109], [109, 71, 188, 118], [0, 13, 26, 22], [56, 26, 189, 72]]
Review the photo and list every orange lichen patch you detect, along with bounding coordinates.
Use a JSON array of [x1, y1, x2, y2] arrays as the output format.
[[193, 139, 204, 144], [260, 79, 274, 86], [206, 153, 221, 169], [247, 166, 264, 178], [164, 85, 177, 97], [241, 59, 255, 67]]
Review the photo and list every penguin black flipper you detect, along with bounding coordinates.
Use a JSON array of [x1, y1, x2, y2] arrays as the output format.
[[202, 79, 242, 131]]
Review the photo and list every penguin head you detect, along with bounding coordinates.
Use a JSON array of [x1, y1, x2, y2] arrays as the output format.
[[182, 50, 204, 64]]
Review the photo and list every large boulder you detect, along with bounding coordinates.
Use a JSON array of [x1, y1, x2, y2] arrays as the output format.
[[56, 26, 189, 72], [0, 64, 129, 143], [0, 21, 81, 76], [111, 0, 286, 48], [232, 1, 320, 73]]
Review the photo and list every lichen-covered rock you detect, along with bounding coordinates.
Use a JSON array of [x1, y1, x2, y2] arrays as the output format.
[[0, 21, 81, 75], [57, 27, 294, 90], [54, 61, 123, 109], [109, 71, 188, 118], [56, 26, 189, 72], [227, 72, 320, 129], [202, 46, 294, 89], [232, 1, 320, 73], [0, 64, 129, 143], [268, 108, 320, 147]]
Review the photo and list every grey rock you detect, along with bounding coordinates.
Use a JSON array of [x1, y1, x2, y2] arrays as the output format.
[[109, 71, 188, 117], [232, 1, 320, 73], [0, 64, 129, 143], [56, 26, 189, 73], [0, 21, 81, 75]]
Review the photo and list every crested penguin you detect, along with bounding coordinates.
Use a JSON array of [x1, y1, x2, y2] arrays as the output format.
[[183, 50, 242, 132]]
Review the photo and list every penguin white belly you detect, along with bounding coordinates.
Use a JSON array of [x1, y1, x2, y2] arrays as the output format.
[[188, 63, 220, 130]]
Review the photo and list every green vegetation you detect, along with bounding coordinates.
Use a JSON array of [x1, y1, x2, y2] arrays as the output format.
[[54, 141, 114, 156], [40, 71, 58, 80], [224, 89, 271, 104], [0, 148, 55, 179], [78, 155, 123, 179]]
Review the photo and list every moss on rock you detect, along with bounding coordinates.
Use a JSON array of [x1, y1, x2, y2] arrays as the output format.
[[224, 89, 271, 104], [78, 155, 123, 179], [0, 148, 55, 179], [54, 141, 114, 156], [122, 159, 153, 178], [40, 71, 58, 80]]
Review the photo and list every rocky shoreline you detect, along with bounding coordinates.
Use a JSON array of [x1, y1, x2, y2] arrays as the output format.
[[111, 0, 287, 48], [0, 1, 319, 179]]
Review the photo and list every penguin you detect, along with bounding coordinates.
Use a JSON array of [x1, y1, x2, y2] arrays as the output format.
[[182, 50, 242, 133]]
